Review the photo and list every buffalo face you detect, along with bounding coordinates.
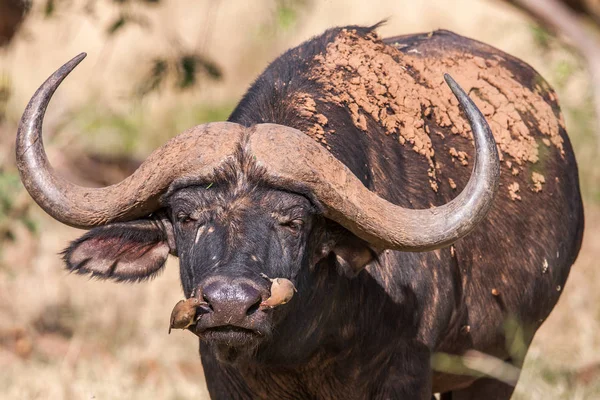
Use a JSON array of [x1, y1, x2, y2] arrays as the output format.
[[166, 171, 321, 349], [61, 157, 330, 356]]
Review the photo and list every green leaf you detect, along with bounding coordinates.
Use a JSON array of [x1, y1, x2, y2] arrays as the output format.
[[44, 0, 55, 18], [107, 15, 128, 36], [178, 55, 197, 89], [136, 58, 168, 96]]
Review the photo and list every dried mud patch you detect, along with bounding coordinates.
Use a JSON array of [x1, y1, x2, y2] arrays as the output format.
[[306, 29, 565, 193], [294, 92, 332, 148]]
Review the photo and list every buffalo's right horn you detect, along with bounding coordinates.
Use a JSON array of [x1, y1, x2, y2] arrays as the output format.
[[16, 53, 244, 229]]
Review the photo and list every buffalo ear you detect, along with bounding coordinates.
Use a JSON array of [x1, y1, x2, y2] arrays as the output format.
[[332, 236, 376, 278], [62, 219, 173, 282]]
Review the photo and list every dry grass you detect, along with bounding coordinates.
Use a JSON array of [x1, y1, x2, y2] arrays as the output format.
[[0, 0, 598, 398]]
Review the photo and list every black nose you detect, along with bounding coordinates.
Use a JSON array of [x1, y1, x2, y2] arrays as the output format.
[[200, 278, 263, 324]]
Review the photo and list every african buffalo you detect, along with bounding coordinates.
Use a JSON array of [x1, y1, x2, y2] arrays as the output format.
[[16, 24, 583, 399]]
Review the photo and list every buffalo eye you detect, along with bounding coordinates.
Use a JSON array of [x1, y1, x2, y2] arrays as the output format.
[[176, 212, 197, 225], [280, 218, 304, 233]]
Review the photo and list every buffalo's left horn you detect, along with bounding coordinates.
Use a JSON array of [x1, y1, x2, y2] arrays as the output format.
[[16, 53, 245, 229], [248, 74, 500, 252]]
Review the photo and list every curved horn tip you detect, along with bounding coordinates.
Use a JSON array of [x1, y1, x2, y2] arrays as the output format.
[[443, 73, 463, 96], [46, 53, 87, 82], [64, 52, 87, 71]]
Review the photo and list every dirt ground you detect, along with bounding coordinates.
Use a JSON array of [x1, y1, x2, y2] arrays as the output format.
[[0, 1, 598, 399]]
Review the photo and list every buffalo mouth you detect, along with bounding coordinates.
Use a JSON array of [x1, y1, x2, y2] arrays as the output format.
[[196, 325, 263, 347]]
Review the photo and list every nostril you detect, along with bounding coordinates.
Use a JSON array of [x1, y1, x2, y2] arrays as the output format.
[[199, 279, 264, 320], [246, 298, 262, 316]]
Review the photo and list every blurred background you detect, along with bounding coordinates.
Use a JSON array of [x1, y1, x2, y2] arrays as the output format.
[[0, 0, 598, 399]]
